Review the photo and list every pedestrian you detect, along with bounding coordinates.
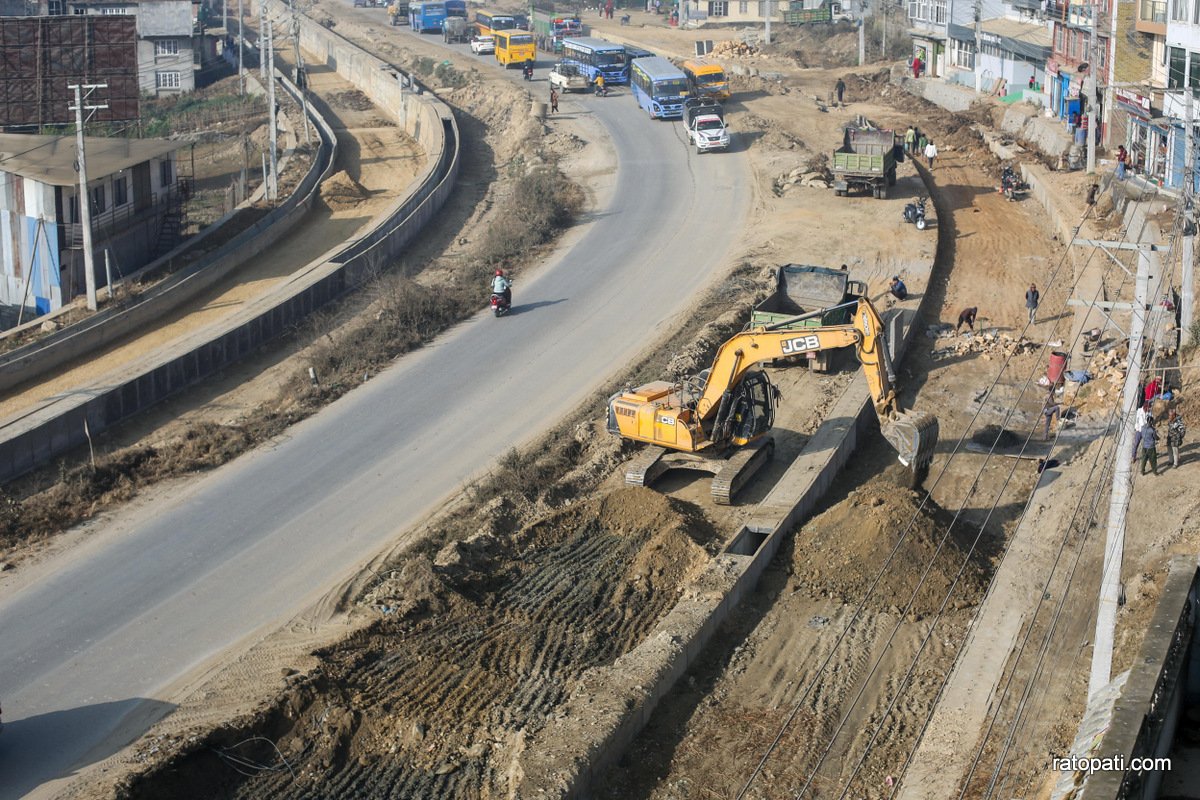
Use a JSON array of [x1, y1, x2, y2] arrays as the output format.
[[1042, 396, 1061, 440], [924, 139, 938, 170], [1167, 408, 1186, 468], [1139, 420, 1160, 476], [956, 306, 978, 332], [835, 77, 846, 106], [1133, 401, 1151, 458], [889, 275, 908, 300], [904, 125, 916, 155], [1116, 145, 1129, 180], [917, 131, 929, 155], [1086, 183, 1099, 205], [550, 87, 559, 113], [911, 54, 922, 80], [1144, 375, 1161, 404], [1028, 74, 1035, 89], [1025, 282, 1039, 324], [606, 1, 613, 18], [1076, 113, 1088, 147]]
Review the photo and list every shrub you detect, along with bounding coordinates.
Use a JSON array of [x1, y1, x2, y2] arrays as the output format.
[[476, 166, 584, 267]]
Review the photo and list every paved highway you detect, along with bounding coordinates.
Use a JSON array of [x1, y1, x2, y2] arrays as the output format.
[[0, 35, 749, 799]]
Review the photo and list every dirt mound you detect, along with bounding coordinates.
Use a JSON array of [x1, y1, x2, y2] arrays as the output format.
[[320, 170, 369, 209], [792, 483, 987, 617]]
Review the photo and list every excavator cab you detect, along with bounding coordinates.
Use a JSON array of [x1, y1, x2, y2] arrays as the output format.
[[716, 370, 776, 446]]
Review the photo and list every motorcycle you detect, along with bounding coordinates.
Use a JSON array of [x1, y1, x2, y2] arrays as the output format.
[[490, 282, 513, 317], [523, 62, 534, 81], [594, 81, 608, 97], [998, 165, 1030, 201], [903, 196, 928, 230]]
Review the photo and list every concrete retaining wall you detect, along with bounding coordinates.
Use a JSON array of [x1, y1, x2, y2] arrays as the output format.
[[0, 8, 460, 484]]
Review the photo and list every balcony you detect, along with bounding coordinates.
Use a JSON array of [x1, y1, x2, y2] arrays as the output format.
[[1064, 2, 1110, 30], [1137, 0, 1166, 34]]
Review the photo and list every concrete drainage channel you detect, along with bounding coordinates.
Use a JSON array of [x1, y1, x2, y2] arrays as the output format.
[[0, 7, 459, 483]]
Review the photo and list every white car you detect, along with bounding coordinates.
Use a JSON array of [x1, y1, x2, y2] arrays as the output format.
[[470, 35, 495, 55]]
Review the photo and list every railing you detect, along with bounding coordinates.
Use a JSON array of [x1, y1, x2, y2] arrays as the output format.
[[62, 186, 185, 249]]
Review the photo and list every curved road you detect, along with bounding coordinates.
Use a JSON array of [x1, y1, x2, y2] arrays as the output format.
[[0, 35, 750, 800]]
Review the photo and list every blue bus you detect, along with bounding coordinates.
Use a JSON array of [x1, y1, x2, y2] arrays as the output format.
[[444, 0, 466, 16], [561, 37, 628, 84], [630, 56, 688, 119], [410, 1, 446, 32]]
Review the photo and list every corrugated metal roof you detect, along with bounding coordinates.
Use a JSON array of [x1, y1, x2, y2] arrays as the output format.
[[980, 17, 1052, 47], [0, 133, 180, 187]]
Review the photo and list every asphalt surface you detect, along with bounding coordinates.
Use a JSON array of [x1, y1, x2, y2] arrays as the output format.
[[0, 32, 749, 800]]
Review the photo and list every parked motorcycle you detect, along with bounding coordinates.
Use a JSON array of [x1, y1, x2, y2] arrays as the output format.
[[999, 165, 1030, 201], [903, 196, 928, 230]]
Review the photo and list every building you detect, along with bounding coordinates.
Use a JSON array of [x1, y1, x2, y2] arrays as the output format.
[[1047, 0, 1112, 128], [0, 133, 183, 321], [976, 15, 1053, 92]]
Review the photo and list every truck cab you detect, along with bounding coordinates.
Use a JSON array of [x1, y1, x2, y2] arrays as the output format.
[[684, 98, 730, 153]]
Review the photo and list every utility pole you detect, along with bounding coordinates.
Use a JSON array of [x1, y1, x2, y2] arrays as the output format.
[[260, 2, 268, 81], [68, 83, 108, 312], [238, 0, 245, 95], [1089, 244, 1152, 699], [974, 0, 983, 92], [266, 15, 278, 201], [291, 0, 312, 145], [882, 0, 887, 60], [765, 0, 771, 46], [857, 0, 866, 66], [1085, 1, 1098, 174], [1184, 90, 1196, 346]]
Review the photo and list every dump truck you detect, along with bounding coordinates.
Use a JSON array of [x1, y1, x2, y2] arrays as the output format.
[[684, 98, 730, 153], [530, 6, 584, 53], [443, 15, 470, 42], [608, 295, 939, 503], [750, 264, 866, 372], [832, 119, 899, 199]]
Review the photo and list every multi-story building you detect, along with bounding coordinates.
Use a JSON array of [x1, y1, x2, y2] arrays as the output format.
[[1047, 0, 1112, 128], [910, 0, 1052, 88]]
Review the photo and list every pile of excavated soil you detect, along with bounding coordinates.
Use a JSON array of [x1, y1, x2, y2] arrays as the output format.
[[792, 482, 987, 617], [124, 488, 717, 800], [319, 169, 370, 210]]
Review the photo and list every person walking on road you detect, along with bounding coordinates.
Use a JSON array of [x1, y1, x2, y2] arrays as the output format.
[[1167, 408, 1187, 468], [1042, 395, 1061, 440], [835, 77, 846, 106], [550, 87, 559, 114], [1133, 401, 1152, 458], [1025, 282, 1040, 324], [924, 139, 938, 170], [904, 125, 916, 155], [956, 306, 978, 332], [1139, 421, 1160, 476]]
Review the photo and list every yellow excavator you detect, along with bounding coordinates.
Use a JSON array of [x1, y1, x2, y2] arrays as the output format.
[[606, 296, 939, 504]]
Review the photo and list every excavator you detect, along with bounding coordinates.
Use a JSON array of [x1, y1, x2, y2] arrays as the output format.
[[606, 296, 939, 504]]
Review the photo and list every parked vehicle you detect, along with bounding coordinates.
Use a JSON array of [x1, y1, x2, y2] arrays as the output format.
[[387, 1, 410, 24], [443, 15, 470, 43], [684, 98, 730, 153], [548, 61, 589, 92], [470, 34, 495, 54], [782, 1, 849, 24], [832, 119, 898, 199], [630, 56, 687, 119], [494, 29, 536, 68], [999, 164, 1030, 201], [561, 36, 628, 84], [903, 196, 930, 230], [681, 59, 730, 101], [530, 7, 584, 53], [749, 264, 867, 372], [409, 1, 446, 32]]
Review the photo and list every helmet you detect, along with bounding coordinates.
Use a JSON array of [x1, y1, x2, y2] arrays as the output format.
[[495, 269, 504, 276]]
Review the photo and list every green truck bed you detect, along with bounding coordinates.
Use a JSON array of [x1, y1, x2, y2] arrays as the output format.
[[750, 265, 866, 371], [832, 125, 898, 198], [782, 7, 832, 24]]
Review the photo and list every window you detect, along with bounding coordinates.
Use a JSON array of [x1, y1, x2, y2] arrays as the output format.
[[160, 159, 174, 187], [908, 0, 947, 24], [1055, 24, 1065, 52], [1172, 0, 1188, 20], [951, 38, 976, 70], [113, 176, 128, 207], [1189, 51, 1200, 88], [757, 0, 766, 16], [1194, 0, 1200, 23], [90, 185, 106, 215], [155, 71, 181, 89], [708, 1, 728, 16], [48, 0, 65, 14], [155, 39, 179, 56], [739, 0, 748, 10], [99, 6, 125, 14], [1170, 46, 1187, 88]]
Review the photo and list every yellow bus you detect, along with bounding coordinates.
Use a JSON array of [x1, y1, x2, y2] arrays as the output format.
[[494, 29, 536, 68], [681, 59, 730, 101], [475, 10, 515, 37]]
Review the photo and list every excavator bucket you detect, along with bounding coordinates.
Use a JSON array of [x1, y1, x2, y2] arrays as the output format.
[[881, 411, 939, 470]]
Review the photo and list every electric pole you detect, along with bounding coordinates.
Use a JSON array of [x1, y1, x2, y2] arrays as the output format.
[[238, 0, 245, 95], [1085, 2, 1098, 174], [857, 0, 864, 66], [68, 83, 108, 312], [882, 0, 887, 59], [291, 0, 312, 145], [974, 0, 982, 92], [266, 15, 278, 201], [1184, 90, 1196, 346], [765, 0, 771, 46]]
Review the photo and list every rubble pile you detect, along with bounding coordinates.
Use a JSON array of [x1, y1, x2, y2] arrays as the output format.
[[928, 328, 1037, 361], [773, 166, 830, 194], [712, 39, 758, 58], [1074, 346, 1128, 400]]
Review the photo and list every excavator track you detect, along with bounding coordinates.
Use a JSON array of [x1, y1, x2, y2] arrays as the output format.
[[624, 445, 671, 488], [711, 437, 775, 505]]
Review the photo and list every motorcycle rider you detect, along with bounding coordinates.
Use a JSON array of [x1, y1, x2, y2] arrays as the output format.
[[523, 61, 534, 80], [594, 73, 607, 96], [492, 268, 512, 307]]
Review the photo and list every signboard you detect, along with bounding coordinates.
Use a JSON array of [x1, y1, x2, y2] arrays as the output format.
[[1115, 87, 1152, 118], [1046, 57, 1059, 75]]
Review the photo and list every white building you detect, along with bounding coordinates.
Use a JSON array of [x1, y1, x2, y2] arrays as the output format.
[[0, 133, 181, 321]]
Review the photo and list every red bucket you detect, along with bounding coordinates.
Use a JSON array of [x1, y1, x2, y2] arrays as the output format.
[[1048, 351, 1069, 384]]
